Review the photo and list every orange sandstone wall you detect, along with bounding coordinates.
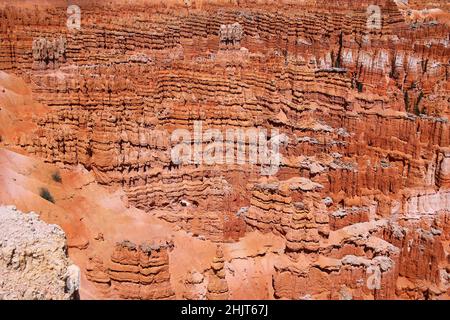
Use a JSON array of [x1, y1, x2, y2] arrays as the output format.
[[0, 0, 448, 299]]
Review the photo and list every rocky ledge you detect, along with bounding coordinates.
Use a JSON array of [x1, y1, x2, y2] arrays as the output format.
[[0, 205, 80, 300]]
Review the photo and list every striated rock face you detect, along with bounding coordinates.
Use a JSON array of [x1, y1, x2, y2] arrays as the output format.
[[271, 212, 450, 300], [245, 177, 329, 253], [86, 239, 175, 299], [32, 36, 67, 69], [0, 205, 79, 300], [0, 0, 448, 300], [219, 22, 243, 50]]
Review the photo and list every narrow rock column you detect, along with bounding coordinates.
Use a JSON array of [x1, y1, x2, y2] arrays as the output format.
[[206, 245, 229, 300]]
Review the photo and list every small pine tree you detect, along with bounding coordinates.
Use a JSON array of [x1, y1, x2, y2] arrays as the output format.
[[51, 171, 62, 183], [356, 81, 363, 93], [404, 91, 410, 112], [39, 187, 55, 203], [414, 91, 424, 116]]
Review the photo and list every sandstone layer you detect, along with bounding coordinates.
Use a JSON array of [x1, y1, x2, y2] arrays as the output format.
[[0, 0, 448, 300], [0, 205, 80, 300]]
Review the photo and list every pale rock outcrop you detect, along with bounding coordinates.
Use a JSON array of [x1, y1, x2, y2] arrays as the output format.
[[0, 206, 79, 300]]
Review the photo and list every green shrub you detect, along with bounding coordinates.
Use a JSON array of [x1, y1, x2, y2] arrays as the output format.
[[39, 187, 55, 203], [51, 171, 62, 183], [356, 81, 363, 93]]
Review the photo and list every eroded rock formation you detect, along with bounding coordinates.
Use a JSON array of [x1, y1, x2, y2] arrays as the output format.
[[0, 205, 79, 300], [206, 245, 229, 300], [219, 22, 243, 50], [0, 0, 448, 300], [32, 36, 67, 68], [86, 239, 175, 299]]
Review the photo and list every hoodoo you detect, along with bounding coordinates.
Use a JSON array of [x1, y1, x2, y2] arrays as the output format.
[[0, 0, 449, 301]]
